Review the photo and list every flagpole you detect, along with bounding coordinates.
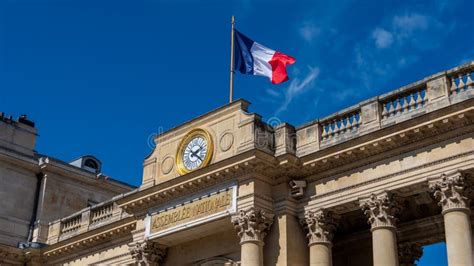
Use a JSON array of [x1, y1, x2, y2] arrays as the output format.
[[229, 15, 235, 103]]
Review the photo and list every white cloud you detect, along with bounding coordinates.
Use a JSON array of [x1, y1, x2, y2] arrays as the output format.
[[372, 28, 394, 49], [265, 88, 280, 98], [298, 22, 321, 43], [352, 11, 454, 89], [393, 13, 429, 34], [275, 67, 320, 115]]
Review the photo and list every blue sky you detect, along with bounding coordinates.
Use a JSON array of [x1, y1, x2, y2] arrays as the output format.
[[1, 1, 472, 264]]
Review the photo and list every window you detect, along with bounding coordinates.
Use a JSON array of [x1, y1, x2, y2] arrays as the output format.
[[84, 159, 99, 170]]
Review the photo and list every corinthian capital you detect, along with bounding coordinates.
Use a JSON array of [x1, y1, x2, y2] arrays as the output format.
[[301, 209, 338, 246], [398, 242, 423, 266], [359, 192, 402, 230], [429, 171, 472, 214], [128, 240, 167, 266], [231, 208, 274, 244]]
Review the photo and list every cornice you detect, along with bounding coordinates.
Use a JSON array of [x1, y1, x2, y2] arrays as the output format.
[[303, 150, 474, 214], [118, 150, 278, 213], [0, 147, 38, 171], [43, 218, 136, 258], [39, 157, 132, 191], [302, 106, 473, 177], [119, 106, 474, 215], [0, 243, 24, 263]]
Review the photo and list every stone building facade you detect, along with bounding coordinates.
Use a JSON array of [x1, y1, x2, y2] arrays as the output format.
[[1, 61, 474, 265], [0, 114, 133, 257]]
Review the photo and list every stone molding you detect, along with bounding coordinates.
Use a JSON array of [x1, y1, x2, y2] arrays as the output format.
[[0, 250, 24, 264], [398, 242, 423, 266], [429, 171, 472, 214], [231, 208, 274, 244], [359, 192, 402, 230], [301, 209, 338, 246], [128, 240, 167, 266]]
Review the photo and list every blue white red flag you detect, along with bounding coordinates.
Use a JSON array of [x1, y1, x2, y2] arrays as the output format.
[[234, 30, 296, 84]]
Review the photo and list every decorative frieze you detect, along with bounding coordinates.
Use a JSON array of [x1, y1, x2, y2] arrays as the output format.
[[301, 209, 338, 246], [360, 192, 402, 230], [231, 208, 274, 244], [398, 242, 423, 266], [429, 171, 472, 214], [128, 240, 167, 266]]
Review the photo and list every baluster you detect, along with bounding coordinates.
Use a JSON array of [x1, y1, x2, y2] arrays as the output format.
[[466, 72, 473, 90], [458, 74, 465, 91], [327, 122, 333, 137], [450, 77, 458, 95], [381, 103, 388, 119], [408, 93, 416, 111], [395, 98, 402, 115], [403, 96, 410, 112], [321, 124, 328, 139], [339, 118, 346, 133], [415, 90, 422, 108], [388, 101, 395, 117], [350, 114, 356, 129], [346, 115, 353, 130], [333, 120, 340, 136]]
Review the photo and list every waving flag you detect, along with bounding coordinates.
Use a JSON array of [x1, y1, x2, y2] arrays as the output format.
[[233, 30, 296, 84]]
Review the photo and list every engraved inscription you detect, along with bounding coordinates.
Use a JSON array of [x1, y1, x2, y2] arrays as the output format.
[[150, 188, 233, 233]]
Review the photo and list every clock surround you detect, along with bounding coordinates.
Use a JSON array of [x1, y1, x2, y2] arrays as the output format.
[[175, 128, 214, 175]]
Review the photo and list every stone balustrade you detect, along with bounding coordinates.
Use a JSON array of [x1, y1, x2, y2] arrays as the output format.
[[90, 202, 114, 226], [320, 108, 361, 140], [380, 86, 427, 120], [47, 199, 129, 245], [60, 215, 82, 235], [295, 61, 474, 156], [448, 67, 474, 96]]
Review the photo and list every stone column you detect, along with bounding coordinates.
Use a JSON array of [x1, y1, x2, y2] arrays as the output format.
[[360, 192, 402, 266], [429, 171, 473, 266], [398, 242, 423, 266], [232, 208, 274, 266], [128, 240, 167, 266], [301, 209, 338, 266]]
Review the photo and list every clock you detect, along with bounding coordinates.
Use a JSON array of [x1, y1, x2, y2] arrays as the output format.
[[176, 128, 214, 175]]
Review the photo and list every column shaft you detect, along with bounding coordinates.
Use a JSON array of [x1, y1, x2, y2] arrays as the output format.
[[360, 192, 401, 266], [241, 241, 263, 266], [302, 209, 337, 266], [429, 171, 473, 266], [232, 208, 273, 266], [444, 210, 473, 266], [309, 243, 332, 266], [372, 228, 399, 266]]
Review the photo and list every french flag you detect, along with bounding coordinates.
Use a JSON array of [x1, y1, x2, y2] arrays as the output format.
[[234, 30, 296, 84]]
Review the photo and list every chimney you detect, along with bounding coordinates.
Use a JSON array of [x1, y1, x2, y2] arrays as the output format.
[[0, 113, 37, 156]]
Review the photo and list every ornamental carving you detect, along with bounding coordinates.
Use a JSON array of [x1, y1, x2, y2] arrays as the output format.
[[398, 242, 423, 266], [231, 208, 274, 244], [429, 171, 472, 214], [359, 192, 402, 229], [128, 240, 167, 266], [301, 209, 338, 246]]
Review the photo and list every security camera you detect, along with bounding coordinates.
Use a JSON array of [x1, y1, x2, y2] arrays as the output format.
[[289, 180, 307, 198], [289, 180, 307, 189]]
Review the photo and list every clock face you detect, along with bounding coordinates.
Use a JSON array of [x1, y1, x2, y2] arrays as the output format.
[[182, 136, 208, 171], [176, 129, 213, 175]]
